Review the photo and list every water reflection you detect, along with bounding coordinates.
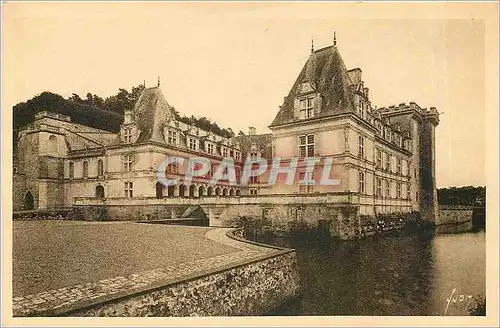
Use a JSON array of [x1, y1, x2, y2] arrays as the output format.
[[255, 231, 485, 316]]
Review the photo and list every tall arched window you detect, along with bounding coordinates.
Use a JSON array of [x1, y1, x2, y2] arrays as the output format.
[[69, 162, 74, 179], [97, 159, 104, 176], [83, 161, 89, 178]]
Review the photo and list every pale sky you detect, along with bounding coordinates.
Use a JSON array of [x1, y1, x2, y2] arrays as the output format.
[[3, 2, 497, 188]]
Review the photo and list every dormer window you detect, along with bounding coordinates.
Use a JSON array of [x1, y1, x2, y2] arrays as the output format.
[[358, 101, 365, 118], [300, 97, 314, 119], [235, 151, 241, 161], [207, 143, 214, 155], [167, 130, 178, 145], [222, 147, 229, 157], [123, 128, 133, 143], [188, 137, 198, 151]]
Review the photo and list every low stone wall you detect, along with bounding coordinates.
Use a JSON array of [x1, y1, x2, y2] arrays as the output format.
[[13, 209, 74, 221], [15, 228, 300, 317], [70, 251, 299, 317], [438, 206, 474, 225], [436, 205, 484, 233]]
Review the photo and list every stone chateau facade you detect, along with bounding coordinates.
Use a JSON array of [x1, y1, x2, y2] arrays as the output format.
[[13, 39, 440, 228]]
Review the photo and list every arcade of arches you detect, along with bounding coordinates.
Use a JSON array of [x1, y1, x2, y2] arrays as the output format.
[[155, 182, 241, 199]]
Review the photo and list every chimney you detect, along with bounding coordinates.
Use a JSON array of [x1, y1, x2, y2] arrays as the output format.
[[248, 127, 256, 136]]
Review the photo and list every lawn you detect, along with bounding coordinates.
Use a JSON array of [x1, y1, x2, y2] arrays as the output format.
[[13, 221, 239, 296]]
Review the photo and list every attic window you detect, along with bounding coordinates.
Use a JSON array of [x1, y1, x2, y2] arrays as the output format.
[[188, 137, 198, 151], [207, 143, 214, 155], [123, 127, 133, 143], [300, 97, 314, 119], [167, 130, 178, 145]]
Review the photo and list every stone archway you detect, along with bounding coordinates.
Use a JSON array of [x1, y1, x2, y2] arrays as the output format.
[[215, 187, 221, 196], [198, 185, 206, 197], [222, 188, 228, 196], [24, 191, 35, 210], [229, 189, 235, 197], [167, 185, 176, 197], [189, 185, 196, 197], [179, 185, 187, 198], [207, 186, 214, 196], [95, 185, 105, 199], [236, 189, 241, 196], [155, 182, 164, 198]]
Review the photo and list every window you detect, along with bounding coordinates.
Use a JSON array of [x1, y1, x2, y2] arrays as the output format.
[[407, 163, 411, 177], [167, 163, 178, 174], [207, 143, 214, 155], [168, 130, 178, 145], [376, 178, 382, 197], [69, 162, 74, 179], [97, 159, 104, 176], [123, 128, 132, 143], [48, 135, 57, 153], [299, 134, 315, 158], [235, 151, 241, 161], [359, 101, 365, 118], [250, 189, 258, 195], [222, 147, 228, 157], [397, 158, 402, 175], [189, 138, 198, 151], [396, 182, 401, 198], [299, 97, 314, 119], [235, 168, 241, 183], [250, 151, 258, 160], [385, 153, 390, 171], [385, 180, 390, 198], [407, 183, 411, 200], [250, 175, 259, 184], [83, 161, 88, 178], [124, 182, 133, 198], [299, 172, 314, 193], [123, 154, 133, 172], [358, 135, 365, 158], [358, 171, 365, 194], [376, 150, 382, 168]]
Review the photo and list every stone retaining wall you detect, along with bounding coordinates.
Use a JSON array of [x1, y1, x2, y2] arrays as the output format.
[[69, 251, 299, 317], [14, 228, 300, 317]]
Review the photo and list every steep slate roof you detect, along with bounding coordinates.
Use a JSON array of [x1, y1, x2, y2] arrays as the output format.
[[270, 45, 357, 127], [234, 133, 273, 159], [133, 86, 173, 143]]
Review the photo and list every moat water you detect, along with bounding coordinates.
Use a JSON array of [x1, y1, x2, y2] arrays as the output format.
[[254, 230, 486, 316]]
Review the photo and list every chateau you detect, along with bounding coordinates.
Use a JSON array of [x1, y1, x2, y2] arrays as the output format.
[[13, 39, 439, 237]]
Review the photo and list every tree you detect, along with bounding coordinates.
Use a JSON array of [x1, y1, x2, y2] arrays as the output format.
[[68, 93, 83, 103]]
